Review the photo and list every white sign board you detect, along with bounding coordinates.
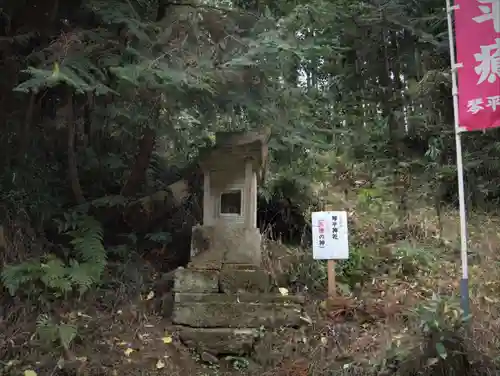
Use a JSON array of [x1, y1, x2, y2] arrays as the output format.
[[311, 211, 349, 260]]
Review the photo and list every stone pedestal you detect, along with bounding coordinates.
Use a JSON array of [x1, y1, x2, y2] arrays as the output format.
[[172, 265, 305, 357], [190, 225, 261, 268], [171, 210, 305, 360]]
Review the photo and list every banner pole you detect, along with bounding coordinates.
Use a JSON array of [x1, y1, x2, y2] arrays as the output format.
[[446, 0, 470, 318]]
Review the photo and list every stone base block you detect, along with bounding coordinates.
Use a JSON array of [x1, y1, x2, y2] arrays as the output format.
[[178, 327, 256, 355], [219, 264, 270, 293], [173, 267, 219, 293], [190, 225, 262, 267], [172, 301, 302, 328], [174, 292, 305, 305]]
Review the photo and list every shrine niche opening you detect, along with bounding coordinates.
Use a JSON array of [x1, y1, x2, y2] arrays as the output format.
[[220, 189, 242, 215]]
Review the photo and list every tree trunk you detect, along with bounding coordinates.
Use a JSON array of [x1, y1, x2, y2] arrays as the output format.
[[17, 93, 36, 164], [120, 127, 156, 197], [66, 95, 85, 204]]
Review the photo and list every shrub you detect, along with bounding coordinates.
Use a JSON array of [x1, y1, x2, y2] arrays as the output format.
[[390, 242, 435, 278], [285, 245, 376, 295], [1, 213, 106, 299], [380, 294, 476, 376]]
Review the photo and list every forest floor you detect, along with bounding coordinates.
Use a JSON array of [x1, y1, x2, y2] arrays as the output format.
[[3, 191, 500, 376]]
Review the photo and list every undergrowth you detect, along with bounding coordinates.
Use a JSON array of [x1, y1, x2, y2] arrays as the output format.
[[2, 212, 106, 299], [264, 185, 500, 376], [1, 181, 500, 376]]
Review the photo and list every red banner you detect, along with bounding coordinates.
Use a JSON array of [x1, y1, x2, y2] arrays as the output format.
[[455, 0, 500, 131]]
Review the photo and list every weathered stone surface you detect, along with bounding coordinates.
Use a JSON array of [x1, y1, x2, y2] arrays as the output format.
[[201, 351, 219, 364], [223, 228, 261, 265], [173, 267, 219, 293], [190, 226, 224, 269], [179, 327, 256, 355], [189, 225, 262, 267], [219, 265, 270, 293], [174, 292, 305, 305], [159, 293, 174, 317], [172, 302, 302, 328]]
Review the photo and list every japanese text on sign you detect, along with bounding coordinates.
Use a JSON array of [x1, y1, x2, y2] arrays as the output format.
[[472, 0, 500, 32], [311, 211, 349, 260], [318, 219, 325, 248], [467, 95, 500, 114], [332, 214, 338, 240], [454, 0, 500, 131]]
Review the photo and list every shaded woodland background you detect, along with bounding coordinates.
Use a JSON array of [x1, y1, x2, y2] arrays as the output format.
[[1, 1, 500, 375]]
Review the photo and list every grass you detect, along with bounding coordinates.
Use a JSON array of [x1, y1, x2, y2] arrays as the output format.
[[333, 189, 500, 375], [261, 186, 500, 375], [2, 184, 500, 376]]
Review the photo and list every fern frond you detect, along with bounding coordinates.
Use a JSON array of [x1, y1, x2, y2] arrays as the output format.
[[40, 256, 73, 295], [1, 260, 43, 295], [58, 323, 78, 350], [36, 314, 59, 344], [67, 260, 97, 293], [36, 314, 77, 350], [1, 214, 107, 297]]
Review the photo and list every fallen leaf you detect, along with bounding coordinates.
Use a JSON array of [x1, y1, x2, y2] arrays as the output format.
[[278, 287, 288, 296], [300, 313, 313, 325], [156, 359, 165, 369], [426, 357, 439, 367], [484, 296, 498, 303], [146, 291, 154, 300], [56, 358, 65, 369], [24, 371, 37, 376], [124, 348, 134, 356], [162, 336, 172, 344], [5, 360, 18, 367]]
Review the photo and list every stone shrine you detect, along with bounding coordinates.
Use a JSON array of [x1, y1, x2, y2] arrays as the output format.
[[171, 130, 305, 359]]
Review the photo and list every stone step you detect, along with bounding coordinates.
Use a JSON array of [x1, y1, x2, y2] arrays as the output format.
[[174, 292, 305, 305], [173, 265, 272, 294], [172, 301, 303, 328], [173, 267, 219, 293], [219, 265, 270, 293], [178, 327, 256, 355]]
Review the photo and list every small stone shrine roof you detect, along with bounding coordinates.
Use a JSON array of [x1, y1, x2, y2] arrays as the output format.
[[197, 129, 270, 182]]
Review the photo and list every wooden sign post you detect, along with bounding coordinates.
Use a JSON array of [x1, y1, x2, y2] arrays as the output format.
[[327, 260, 336, 297], [311, 211, 349, 298]]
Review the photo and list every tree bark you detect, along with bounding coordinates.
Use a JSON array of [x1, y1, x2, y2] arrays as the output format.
[[120, 127, 156, 197], [17, 93, 36, 164], [66, 95, 85, 204]]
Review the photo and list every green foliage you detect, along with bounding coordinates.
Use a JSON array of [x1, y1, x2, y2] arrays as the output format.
[[285, 241, 439, 296], [36, 314, 78, 351], [336, 247, 375, 290], [356, 188, 388, 215], [1, 214, 106, 297], [286, 246, 375, 294], [145, 231, 171, 244], [376, 294, 471, 375], [391, 243, 435, 278], [415, 294, 467, 338], [414, 294, 469, 360], [286, 247, 327, 292]]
